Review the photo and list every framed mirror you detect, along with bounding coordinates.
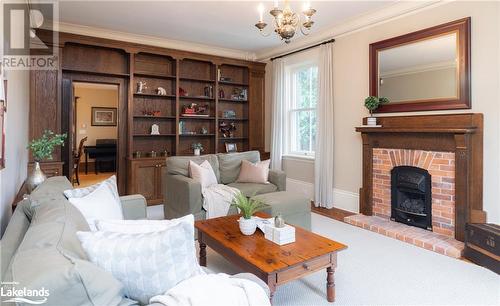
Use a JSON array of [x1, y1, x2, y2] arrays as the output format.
[[370, 18, 470, 113]]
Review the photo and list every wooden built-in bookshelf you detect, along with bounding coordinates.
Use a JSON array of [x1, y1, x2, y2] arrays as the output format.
[[130, 57, 252, 159]]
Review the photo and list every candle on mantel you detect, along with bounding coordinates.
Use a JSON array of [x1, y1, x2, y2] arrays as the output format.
[[258, 3, 264, 22]]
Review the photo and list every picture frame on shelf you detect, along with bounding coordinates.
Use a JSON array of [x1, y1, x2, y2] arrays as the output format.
[[91, 107, 117, 126], [225, 143, 237, 153]]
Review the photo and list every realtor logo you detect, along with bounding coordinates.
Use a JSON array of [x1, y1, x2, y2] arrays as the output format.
[[2, 1, 58, 70], [1, 282, 50, 304]]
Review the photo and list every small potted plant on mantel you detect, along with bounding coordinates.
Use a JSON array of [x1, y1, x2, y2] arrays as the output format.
[[232, 192, 267, 235], [191, 143, 204, 156], [364, 96, 389, 126], [26, 130, 66, 192]]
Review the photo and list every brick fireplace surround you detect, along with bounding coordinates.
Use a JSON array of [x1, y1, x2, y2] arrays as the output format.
[[348, 114, 486, 258]]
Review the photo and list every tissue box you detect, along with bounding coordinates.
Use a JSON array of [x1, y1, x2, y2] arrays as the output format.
[[264, 224, 296, 245]]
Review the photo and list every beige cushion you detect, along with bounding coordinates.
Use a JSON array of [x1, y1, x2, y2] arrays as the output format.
[[217, 151, 260, 184], [189, 160, 218, 188], [237, 160, 270, 184], [227, 182, 278, 197]]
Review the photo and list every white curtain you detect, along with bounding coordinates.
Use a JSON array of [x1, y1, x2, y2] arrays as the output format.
[[314, 44, 335, 208], [270, 59, 286, 170]]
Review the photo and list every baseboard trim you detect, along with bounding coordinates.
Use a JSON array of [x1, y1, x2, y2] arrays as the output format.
[[286, 178, 359, 213]]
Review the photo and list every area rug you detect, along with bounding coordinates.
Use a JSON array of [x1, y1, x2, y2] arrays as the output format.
[[203, 213, 499, 306]]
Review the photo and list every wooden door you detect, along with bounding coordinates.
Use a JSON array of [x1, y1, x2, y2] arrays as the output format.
[[156, 161, 167, 203], [133, 160, 158, 202]]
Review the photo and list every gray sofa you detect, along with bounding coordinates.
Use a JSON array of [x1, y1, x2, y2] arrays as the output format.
[[1, 176, 268, 305], [164, 151, 286, 221]]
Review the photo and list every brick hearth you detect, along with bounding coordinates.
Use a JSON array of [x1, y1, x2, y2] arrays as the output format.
[[344, 214, 464, 258], [372, 148, 456, 238]]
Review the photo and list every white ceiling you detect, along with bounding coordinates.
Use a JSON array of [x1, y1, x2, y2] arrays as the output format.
[[58, 1, 394, 52], [379, 33, 457, 74]]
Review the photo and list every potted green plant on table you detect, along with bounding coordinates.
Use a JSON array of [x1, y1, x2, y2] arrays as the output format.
[[364, 96, 389, 126], [191, 143, 204, 156], [231, 192, 267, 235], [26, 130, 66, 192]]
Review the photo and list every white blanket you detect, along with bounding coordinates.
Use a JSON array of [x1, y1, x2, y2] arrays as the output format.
[[149, 273, 270, 306], [202, 184, 239, 219]]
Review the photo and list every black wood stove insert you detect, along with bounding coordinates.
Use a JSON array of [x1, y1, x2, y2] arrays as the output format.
[[391, 166, 432, 230]]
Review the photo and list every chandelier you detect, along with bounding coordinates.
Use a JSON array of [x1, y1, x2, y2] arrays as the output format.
[[255, 0, 316, 43]]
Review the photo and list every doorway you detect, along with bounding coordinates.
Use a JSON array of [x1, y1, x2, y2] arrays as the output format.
[[73, 82, 119, 187], [62, 73, 128, 194]]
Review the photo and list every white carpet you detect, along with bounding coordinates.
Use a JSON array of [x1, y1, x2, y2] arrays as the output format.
[[203, 213, 500, 306]]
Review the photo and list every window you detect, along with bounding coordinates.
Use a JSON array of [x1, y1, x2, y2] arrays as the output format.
[[287, 64, 318, 157]]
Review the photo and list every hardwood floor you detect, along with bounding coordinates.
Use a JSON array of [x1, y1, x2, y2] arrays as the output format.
[[311, 203, 356, 222], [76, 172, 115, 188]]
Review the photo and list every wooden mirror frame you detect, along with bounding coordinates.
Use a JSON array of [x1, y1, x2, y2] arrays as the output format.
[[370, 17, 471, 113]]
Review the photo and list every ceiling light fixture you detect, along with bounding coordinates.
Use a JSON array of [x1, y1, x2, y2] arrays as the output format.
[[255, 0, 316, 44]]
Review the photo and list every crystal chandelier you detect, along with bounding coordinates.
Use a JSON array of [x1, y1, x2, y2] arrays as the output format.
[[255, 0, 316, 43]]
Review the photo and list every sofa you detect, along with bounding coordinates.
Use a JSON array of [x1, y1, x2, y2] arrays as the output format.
[[164, 151, 286, 221], [1, 177, 268, 305]]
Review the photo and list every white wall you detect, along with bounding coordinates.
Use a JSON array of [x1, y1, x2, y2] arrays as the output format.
[[268, 1, 500, 222], [0, 70, 30, 235]]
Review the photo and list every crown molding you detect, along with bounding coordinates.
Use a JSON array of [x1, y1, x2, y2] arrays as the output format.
[[55, 21, 258, 61], [381, 60, 456, 78], [256, 0, 445, 61]]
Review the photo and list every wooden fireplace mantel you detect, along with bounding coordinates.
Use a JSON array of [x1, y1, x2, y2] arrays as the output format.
[[356, 113, 485, 241]]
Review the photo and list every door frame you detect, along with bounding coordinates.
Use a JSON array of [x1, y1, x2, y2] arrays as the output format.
[[61, 73, 128, 194]]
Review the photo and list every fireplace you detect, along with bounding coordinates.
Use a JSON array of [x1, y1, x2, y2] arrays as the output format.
[[391, 166, 432, 230]]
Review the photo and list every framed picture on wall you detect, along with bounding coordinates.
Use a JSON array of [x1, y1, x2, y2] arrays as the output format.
[[225, 143, 237, 153], [91, 107, 117, 126]]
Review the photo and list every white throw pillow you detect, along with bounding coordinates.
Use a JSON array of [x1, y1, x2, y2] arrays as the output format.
[[68, 182, 124, 231], [189, 160, 218, 188], [95, 215, 191, 234], [77, 214, 200, 305], [236, 159, 270, 184], [64, 175, 119, 202]]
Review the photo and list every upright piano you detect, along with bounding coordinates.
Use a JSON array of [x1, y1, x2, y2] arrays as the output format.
[[84, 139, 117, 174]]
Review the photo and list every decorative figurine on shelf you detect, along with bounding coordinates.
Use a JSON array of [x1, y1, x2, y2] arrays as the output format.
[[179, 121, 185, 134], [204, 85, 213, 98], [182, 103, 209, 117], [179, 87, 188, 96], [218, 88, 225, 99], [231, 88, 247, 101], [136, 81, 147, 94], [150, 151, 157, 158], [133, 151, 142, 158], [156, 87, 167, 96], [143, 109, 161, 117], [192, 143, 204, 156], [151, 124, 160, 135], [161, 149, 169, 157], [200, 126, 208, 135], [219, 121, 237, 138], [223, 110, 236, 119]]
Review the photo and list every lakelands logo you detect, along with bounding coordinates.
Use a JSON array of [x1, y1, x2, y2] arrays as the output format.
[[2, 1, 59, 70], [1, 282, 50, 304]]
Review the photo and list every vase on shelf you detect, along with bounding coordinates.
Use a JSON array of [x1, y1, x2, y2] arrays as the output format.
[[26, 161, 47, 193], [367, 116, 377, 126], [239, 216, 257, 235]]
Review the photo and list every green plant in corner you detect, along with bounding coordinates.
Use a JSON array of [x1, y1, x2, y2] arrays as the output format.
[[27, 130, 67, 161], [364, 96, 389, 116], [231, 192, 267, 219]]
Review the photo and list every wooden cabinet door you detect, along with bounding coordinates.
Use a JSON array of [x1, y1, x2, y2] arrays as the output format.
[[156, 162, 167, 203], [133, 161, 158, 202]]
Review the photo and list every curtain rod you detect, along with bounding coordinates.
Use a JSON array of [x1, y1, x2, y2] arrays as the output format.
[[270, 38, 335, 61]]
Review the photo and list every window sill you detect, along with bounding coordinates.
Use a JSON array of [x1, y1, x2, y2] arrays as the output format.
[[282, 154, 315, 162]]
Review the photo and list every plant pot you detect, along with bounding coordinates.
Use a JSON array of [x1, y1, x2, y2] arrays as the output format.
[[194, 148, 201, 156], [26, 161, 47, 193], [239, 216, 257, 235], [367, 117, 377, 126]]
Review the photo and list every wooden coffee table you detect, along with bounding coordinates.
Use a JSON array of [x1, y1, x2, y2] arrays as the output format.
[[195, 213, 347, 302]]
